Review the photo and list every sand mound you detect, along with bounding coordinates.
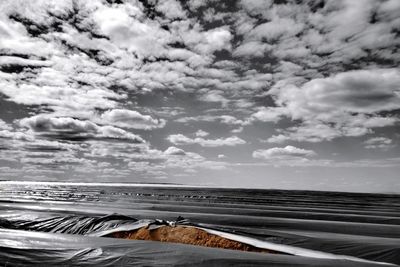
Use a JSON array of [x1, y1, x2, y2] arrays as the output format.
[[107, 226, 277, 253]]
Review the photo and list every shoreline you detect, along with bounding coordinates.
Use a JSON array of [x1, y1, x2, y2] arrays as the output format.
[[1, 180, 398, 195]]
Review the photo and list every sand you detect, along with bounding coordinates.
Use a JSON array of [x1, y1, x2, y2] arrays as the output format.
[[107, 226, 278, 253]]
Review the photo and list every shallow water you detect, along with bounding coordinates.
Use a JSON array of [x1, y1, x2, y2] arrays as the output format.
[[0, 182, 399, 266]]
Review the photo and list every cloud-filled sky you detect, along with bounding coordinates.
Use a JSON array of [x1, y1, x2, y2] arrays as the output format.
[[0, 0, 399, 193]]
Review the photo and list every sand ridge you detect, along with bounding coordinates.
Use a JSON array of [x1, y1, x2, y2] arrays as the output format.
[[107, 225, 278, 253]]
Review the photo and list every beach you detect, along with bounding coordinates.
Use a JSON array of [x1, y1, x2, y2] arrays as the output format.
[[0, 182, 399, 266]]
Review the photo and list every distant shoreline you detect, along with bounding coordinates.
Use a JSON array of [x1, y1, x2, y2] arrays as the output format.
[[1, 180, 398, 196]]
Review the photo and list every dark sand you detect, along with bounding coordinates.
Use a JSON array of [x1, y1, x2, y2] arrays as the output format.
[[107, 226, 278, 253]]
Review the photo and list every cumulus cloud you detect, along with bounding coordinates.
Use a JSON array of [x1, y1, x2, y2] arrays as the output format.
[[253, 146, 317, 159], [264, 69, 400, 142], [92, 3, 168, 58], [164, 146, 186, 156], [250, 107, 287, 123], [190, 27, 232, 55], [0, 129, 34, 141], [233, 41, 271, 58], [0, 56, 52, 70], [253, 146, 317, 166], [364, 137, 395, 150], [0, 0, 399, 184], [167, 134, 246, 147], [195, 129, 209, 137], [0, 119, 11, 130], [266, 122, 341, 143], [274, 69, 400, 117], [238, 0, 272, 16], [156, 0, 187, 19], [19, 115, 145, 142], [177, 115, 248, 126], [100, 109, 166, 130], [0, 0, 243, 180], [198, 90, 230, 107]]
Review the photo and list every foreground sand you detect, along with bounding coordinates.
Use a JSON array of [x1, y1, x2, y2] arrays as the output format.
[[106, 225, 279, 253]]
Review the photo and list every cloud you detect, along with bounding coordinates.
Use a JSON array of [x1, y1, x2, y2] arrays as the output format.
[[250, 107, 287, 123], [0, 79, 123, 114], [235, 0, 400, 66], [0, 129, 34, 141], [20, 152, 93, 165], [19, 115, 145, 142], [274, 69, 400, 116], [252, 146, 317, 166], [164, 146, 186, 156], [231, 127, 243, 133], [0, 119, 12, 130], [156, 0, 187, 19], [265, 68, 400, 142], [364, 137, 395, 150], [176, 115, 248, 126], [253, 146, 317, 159], [248, 17, 304, 42], [195, 129, 209, 137], [92, 3, 170, 58], [0, 56, 52, 72], [266, 122, 340, 143], [238, 0, 272, 16], [167, 134, 246, 147], [100, 109, 166, 130], [233, 41, 271, 58], [189, 27, 232, 55], [198, 89, 230, 107], [0, 0, 399, 186]]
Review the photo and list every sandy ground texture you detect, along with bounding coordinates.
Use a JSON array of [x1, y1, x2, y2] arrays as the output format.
[[106, 225, 280, 253]]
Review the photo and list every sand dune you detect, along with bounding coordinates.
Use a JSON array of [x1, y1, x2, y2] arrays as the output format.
[[107, 226, 277, 253]]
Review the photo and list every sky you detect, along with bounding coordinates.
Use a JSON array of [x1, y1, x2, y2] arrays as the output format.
[[0, 0, 399, 193]]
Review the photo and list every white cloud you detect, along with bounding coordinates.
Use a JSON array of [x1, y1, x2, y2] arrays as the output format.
[[177, 115, 248, 126], [0, 0, 399, 185], [100, 109, 166, 130], [0, 56, 52, 68], [0, 119, 12, 130], [231, 126, 243, 133], [21, 153, 93, 165], [0, 80, 123, 114], [253, 146, 316, 159], [265, 69, 400, 142], [233, 41, 271, 58], [164, 146, 186, 156], [248, 17, 304, 42], [198, 89, 230, 107], [192, 27, 232, 55], [167, 134, 246, 147], [252, 145, 317, 166], [156, 0, 187, 19], [187, 0, 208, 11], [267, 123, 342, 143], [276, 69, 400, 117], [19, 115, 145, 142], [250, 107, 287, 123], [93, 3, 169, 58], [364, 137, 395, 150], [195, 129, 209, 137], [0, 130, 34, 141], [239, 0, 272, 16]]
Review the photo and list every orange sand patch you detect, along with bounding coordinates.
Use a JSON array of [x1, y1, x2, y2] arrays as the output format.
[[106, 226, 279, 253]]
